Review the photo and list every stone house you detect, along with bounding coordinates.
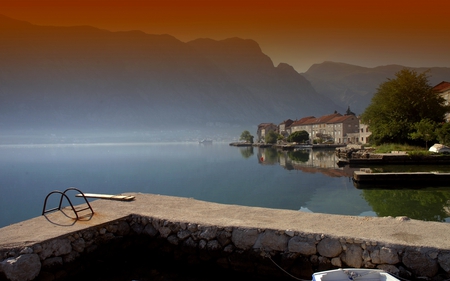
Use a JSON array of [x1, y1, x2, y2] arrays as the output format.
[[358, 121, 371, 144], [278, 119, 294, 138], [289, 116, 316, 136], [326, 114, 360, 143], [256, 123, 278, 142], [288, 110, 359, 144], [433, 81, 450, 122]]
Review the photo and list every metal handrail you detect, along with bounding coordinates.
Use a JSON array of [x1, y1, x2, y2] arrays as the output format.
[[42, 187, 94, 220]]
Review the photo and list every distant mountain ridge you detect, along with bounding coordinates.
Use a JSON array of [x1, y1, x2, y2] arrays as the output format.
[[1, 14, 449, 138], [303, 61, 450, 115], [0, 15, 340, 135]]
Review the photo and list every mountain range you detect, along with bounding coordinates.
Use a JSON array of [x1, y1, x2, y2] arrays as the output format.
[[1, 15, 449, 139], [303, 62, 450, 115]]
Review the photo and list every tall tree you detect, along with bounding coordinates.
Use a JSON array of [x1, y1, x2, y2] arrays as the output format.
[[361, 69, 448, 144], [239, 130, 254, 143]]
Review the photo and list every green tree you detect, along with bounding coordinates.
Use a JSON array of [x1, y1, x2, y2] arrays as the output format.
[[436, 122, 450, 146], [265, 131, 279, 144], [239, 130, 254, 143], [408, 118, 437, 149], [361, 69, 448, 145], [287, 130, 309, 143]]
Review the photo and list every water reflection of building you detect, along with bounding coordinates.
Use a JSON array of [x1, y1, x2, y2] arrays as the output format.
[[258, 147, 357, 177]]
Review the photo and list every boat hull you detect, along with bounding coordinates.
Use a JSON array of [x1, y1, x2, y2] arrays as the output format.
[[312, 268, 399, 281]]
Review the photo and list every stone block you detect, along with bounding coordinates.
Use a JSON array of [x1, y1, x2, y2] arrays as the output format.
[[232, 228, 259, 250], [438, 251, 450, 272], [0, 254, 41, 281], [256, 230, 289, 252], [402, 249, 439, 277], [343, 244, 362, 268], [317, 238, 342, 258], [288, 236, 316, 255], [39, 239, 72, 260]]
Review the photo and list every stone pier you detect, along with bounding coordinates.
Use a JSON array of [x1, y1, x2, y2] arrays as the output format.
[[1, 193, 450, 280]]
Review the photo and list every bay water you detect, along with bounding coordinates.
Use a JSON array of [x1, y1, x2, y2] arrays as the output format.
[[1, 142, 450, 228]]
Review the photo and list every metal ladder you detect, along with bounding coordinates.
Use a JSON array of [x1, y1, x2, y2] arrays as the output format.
[[42, 187, 94, 220]]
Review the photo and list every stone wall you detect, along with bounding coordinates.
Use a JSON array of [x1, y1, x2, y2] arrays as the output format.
[[1, 215, 450, 281]]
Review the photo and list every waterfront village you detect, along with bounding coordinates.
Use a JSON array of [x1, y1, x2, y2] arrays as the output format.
[[257, 106, 368, 145], [255, 81, 450, 146]]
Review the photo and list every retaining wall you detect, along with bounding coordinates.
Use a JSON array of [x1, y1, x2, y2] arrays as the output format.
[[1, 193, 450, 281]]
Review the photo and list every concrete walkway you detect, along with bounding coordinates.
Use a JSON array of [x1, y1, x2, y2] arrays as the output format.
[[1, 192, 450, 251]]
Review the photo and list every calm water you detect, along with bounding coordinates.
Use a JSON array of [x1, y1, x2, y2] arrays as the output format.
[[1, 142, 450, 228]]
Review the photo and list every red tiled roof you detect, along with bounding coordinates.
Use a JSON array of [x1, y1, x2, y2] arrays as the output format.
[[258, 123, 277, 129], [433, 81, 450, 93], [290, 112, 358, 127], [279, 119, 294, 126], [290, 116, 315, 126], [327, 115, 356, 124]]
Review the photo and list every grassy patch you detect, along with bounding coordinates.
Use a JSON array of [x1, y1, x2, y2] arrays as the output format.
[[374, 143, 425, 153], [407, 150, 434, 157]]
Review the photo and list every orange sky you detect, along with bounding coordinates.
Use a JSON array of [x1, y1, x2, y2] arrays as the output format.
[[1, 0, 450, 72]]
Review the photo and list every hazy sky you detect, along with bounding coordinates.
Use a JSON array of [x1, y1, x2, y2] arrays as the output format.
[[2, 0, 450, 72]]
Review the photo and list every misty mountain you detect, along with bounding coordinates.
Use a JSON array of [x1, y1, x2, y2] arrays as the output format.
[[0, 15, 340, 136], [303, 61, 450, 115]]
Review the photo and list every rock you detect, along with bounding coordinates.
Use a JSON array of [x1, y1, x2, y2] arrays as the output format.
[[288, 236, 317, 255], [167, 235, 179, 245], [331, 257, 342, 267], [285, 230, 295, 237], [370, 249, 381, 264], [379, 247, 399, 264], [199, 227, 218, 241], [39, 239, 72, 260], [158, 226, 172, 238], [71, 238, 86, 253], [317, 238, 342, 257], [438, 251, 450, 272], [256, 230, 289, 252], [116, 221, 130, 236], [402, 249, 439, 277], [0, 254, 41, 281], [183, 237, 198, 249], [377, 264, 400, 276], [217, 230, 232, 246], [343, 244, 363, 268], [231, 228, 259, 250], [207, 240, 222, 251], [19, 247, 33, 255], [143, 224, 158, 236], [42, 256, 63, 269], [131, 222, 144, 234], [177, 229, 191, 240], [198, 239, 207, 250]]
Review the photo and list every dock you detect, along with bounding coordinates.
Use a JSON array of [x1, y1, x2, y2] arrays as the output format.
[[2, 193, 450, 280], [353, 170, 450, 188]]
